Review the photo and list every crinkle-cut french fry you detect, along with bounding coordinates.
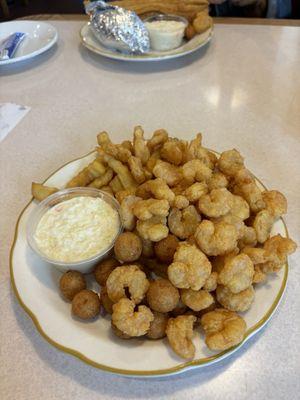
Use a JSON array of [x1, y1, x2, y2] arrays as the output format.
[[31, 182, 58, 202], [88, 168, 114, 188], [66, 158, 106, 188], [109, 175, 124, 194], [98, 148, 137, 190]]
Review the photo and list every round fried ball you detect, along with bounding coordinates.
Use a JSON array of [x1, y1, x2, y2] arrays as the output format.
[[94, 257, 119, 287], [72, 289, 101, 320], [147, 279, 179, 313], [154, 234, 179, 264], [147, 311, 168, 340], [59, 270, 86, 301], [114, 232, 142, 262]]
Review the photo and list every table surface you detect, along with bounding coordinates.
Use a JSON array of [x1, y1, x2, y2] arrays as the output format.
[[1, 18, 300, 400]]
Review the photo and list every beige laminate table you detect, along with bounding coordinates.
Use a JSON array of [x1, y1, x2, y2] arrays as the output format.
[[1, 16, 300, 400]]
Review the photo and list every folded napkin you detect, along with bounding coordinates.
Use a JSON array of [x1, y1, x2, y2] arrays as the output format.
[[0, 103, 30, 143]]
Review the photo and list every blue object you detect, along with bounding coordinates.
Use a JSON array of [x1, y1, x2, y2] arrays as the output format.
[[0, 32, 26, 60]]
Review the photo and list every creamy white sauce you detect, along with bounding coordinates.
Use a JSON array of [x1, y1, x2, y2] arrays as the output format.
[[34, 196, 119, 263], [145, 20, 186, 51]]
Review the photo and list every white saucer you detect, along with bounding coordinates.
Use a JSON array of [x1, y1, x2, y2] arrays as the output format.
[[0, 21, 58, 65], [80, 22, 213, 62]]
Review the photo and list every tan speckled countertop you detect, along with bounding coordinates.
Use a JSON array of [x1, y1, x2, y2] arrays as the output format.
[[0, 18, 300, 400]]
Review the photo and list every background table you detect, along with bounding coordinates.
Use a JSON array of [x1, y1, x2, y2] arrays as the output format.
[[1, 17, 299, 400]]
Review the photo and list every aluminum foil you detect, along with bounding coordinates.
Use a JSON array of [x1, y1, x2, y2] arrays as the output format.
[[85, 1, 150, 54]]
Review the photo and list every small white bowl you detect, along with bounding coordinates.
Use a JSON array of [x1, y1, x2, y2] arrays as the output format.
[[26, 187, 122, 274]]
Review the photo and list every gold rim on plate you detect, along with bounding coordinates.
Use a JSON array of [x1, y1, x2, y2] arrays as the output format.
[[10, 151, 289, 376]]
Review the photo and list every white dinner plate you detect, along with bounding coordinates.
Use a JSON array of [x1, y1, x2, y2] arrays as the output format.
[[80, 22, 213, 62], [0, 21, 58, 65], [10, 151, 288, 377]]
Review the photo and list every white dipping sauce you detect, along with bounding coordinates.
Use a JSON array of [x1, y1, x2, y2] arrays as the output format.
[[145, 20, 187, 51], [34, 196, 119, 262]]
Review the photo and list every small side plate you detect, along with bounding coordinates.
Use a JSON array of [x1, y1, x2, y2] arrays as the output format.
[[0, 21, 58, 65], [80, 22, 213, 62]]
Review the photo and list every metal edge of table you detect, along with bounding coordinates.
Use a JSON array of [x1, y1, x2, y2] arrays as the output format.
[[17, 14, 300, 26]]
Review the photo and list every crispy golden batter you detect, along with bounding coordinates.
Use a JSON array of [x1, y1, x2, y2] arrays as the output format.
[[106, 265, 149, 304], [168, 242, 211, 290], [181, 289, 214, 311], [216, 285, 255, 312], [112, 298, 153, 337], [166, 315, 196, 359], [201, 309, 246, 351], [168, 205, 200, 239], [195, 220, 238, 256], [218, 254, 254, 293]]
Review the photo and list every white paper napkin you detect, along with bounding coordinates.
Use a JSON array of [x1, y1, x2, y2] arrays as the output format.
[[0, 102, 30, 142]]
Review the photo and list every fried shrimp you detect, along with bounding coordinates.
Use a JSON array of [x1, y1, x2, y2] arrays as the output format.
[[195, 220, 238, 256], [253, 209, 274, 244], [260, 234, 297, 273], [106, 265, 150, 304], [182, 159, 212, 184], [133, 198, 170, 220], [147, 178, 175, 204], [216, 285, 255, 312], [136, 216, 169, 241], [168, 205, 200, 239], [112, 298, 154, 337], [120, 195, 142, 231], [168, 242, 211, 290], [201, 309, 246, 351], [166, 315, 196, 359], [198, 188, 233, 218], [181, 289, 214, 311], [218, 149, 244, 177], [218, 254, 254, 293], [262, 190, 287, 219]]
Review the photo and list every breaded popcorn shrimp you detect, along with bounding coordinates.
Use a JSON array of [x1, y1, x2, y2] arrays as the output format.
[[168, 242, 211, 290], [133, 198, 170, 220], [218, 254, 254, 293], [160, 140, 185, 166], [195, 220, 238, 256], [168, 205, 200, 239], [181, 289, 214, 311], [153, 160, 182, 187], [120, 195, 142, 231], [184, 182, 208, 203], [136, 216, 169, 241], [166, 315, 197, 359], [201, 309, 246, 351], [253, 209, 274, 243], [262, 190, 287, 219], [182, 159, 212, 184], [112, 298, 154, 337], [147, 129, 168, 151], [147, 178, 175, 204], [216, 285, 255, 312], [208, 172, 228, 191], [218, 149, 244, 177], [198, 188, 233, 218], [260, 234, 297, 273], [106, 265, 150, 304]]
